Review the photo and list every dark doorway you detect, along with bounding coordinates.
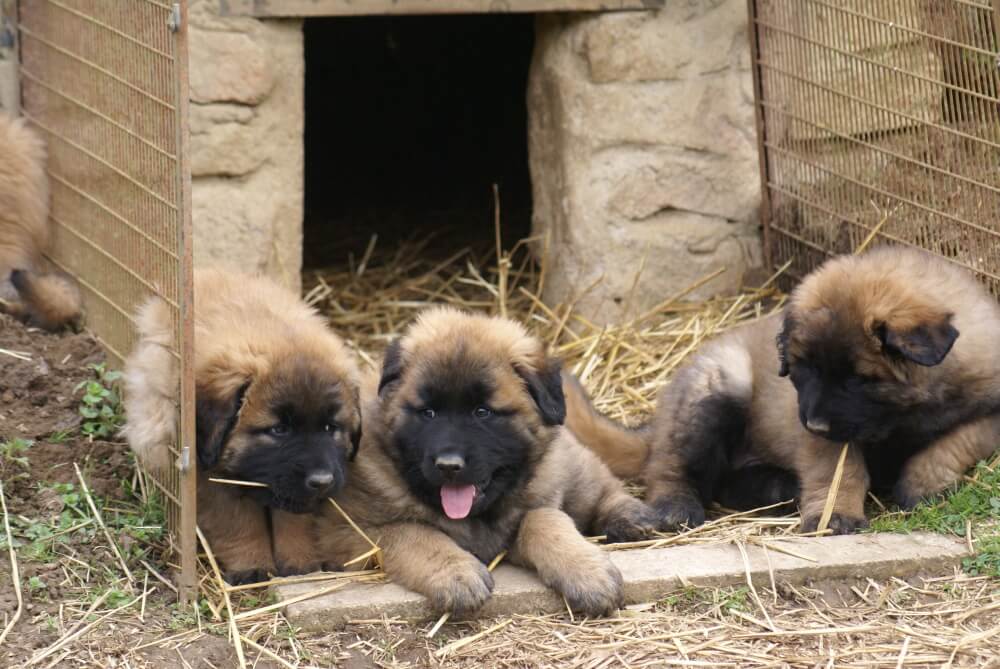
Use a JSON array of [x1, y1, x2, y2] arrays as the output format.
[[302, 14, 535, 267]]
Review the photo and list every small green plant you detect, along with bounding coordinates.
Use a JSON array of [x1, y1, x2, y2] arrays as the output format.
[[963, 534, 1000, 578], [0, 438, 33, 469], [47, 429, 73, 444], [27, 576, 46, 593], [75, 362, 124, 440]]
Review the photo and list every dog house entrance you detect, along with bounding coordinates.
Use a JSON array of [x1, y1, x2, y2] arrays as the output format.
[[302, 13, 536, 263]]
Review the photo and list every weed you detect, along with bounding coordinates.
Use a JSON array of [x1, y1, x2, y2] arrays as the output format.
[[47, 429, 73, 444], [0, 438, 33, 470], [27, 575, 46, 593], [75, 362, 124, 440], [963, 533, 1000, 578]]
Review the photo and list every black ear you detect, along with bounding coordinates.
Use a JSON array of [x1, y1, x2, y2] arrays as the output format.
[[348, 390, 362, 461], [378, 339, 404, 397], [516, 358, 567, 426], [876, 318, 959, 367], [776, 314, 792, 377], [195, 382, 250, 470]]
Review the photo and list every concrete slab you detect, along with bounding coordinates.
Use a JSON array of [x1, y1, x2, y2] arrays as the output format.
[[275, 532, 967, 631]]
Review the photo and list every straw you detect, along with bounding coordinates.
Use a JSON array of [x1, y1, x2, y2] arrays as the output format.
[[815, 444, 851, 536]]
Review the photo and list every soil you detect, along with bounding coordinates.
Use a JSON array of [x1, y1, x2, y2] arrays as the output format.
[[0, 314, 274, 668]]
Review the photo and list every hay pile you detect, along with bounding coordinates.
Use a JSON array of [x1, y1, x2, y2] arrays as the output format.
[[303, 233, 787, 424]]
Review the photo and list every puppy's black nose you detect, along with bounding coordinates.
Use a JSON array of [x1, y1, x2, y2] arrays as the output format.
[[305, 470, 335, 492], [435, 454, 465, 475]]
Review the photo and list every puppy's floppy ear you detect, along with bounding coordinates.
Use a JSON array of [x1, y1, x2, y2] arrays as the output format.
[[515, 357, 567, 426], [347, 388, 362, 461], [875, 316, 959, 367], [776, 313, 793, 377], [378, 338, 404, 398], [195, 381, 250, 469]]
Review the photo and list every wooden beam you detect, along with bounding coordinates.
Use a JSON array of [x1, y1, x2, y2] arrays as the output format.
[[219, 0, 663, 18]]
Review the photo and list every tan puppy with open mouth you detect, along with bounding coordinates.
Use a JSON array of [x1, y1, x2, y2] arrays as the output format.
[[123, 269, 363, 583], [0, 112, 81, 330], [318, 307, 659, 617], [566, 247, 1000, 534]]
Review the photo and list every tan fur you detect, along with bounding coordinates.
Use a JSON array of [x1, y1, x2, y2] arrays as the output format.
[[0, 112, 81, 329], [123, 269, 362, 580], [641, 247, 1000, 533], [318, 307, 657, 617], [123, 297, 178, 473], [562, 372, 650, 479]]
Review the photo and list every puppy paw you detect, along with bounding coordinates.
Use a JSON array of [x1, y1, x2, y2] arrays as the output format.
[[425, 558, 495, 616], [276, 560, 322, 577], [603, 503, 659, 543], [893, 479, 946, 511], [651, 494, 706, 531], [800, 512, 869, 535], [224, 568, 270, 585], [548, 552, 624, 617]]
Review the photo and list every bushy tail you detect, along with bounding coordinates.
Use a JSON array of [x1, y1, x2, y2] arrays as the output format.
[[562, 371, 651, 480], [122, 296, 178, 473], [7, 269, 82, 331]]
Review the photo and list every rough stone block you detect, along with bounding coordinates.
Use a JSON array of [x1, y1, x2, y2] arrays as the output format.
[[276, 532, 967, 631], [190, 29, 275, 105]]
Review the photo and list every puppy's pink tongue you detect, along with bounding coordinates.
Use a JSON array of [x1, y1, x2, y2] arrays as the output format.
[[440, 484, 476, 520]]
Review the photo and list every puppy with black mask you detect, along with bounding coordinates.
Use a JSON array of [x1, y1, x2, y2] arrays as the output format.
[[565, 247, 1000, 534], [123, 269, 362, 583], [318, 306, 659, 617]]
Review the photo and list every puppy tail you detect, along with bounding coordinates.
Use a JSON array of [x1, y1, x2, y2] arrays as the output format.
[[122, 296, 178, 473], [7, 269, 83, 331], [562, 371, 651, 480]]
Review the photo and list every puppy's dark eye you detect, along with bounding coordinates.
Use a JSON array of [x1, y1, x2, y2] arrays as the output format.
[[474, 406, 492, 419], [323, 422, 339, 433], [420, 408, 436, 420], [269, 423, 290, 437]]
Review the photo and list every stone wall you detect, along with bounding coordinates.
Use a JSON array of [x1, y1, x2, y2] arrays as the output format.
[[528, 0, 763, 323], [188, 1, 304, 292]]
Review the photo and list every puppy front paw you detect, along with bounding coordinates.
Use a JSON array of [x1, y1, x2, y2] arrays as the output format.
[[893, 478, 947, 511], [651, 493, 705, 531], [603, 502, 659, 543], [800, 512, 869, 535], [551, 552, 624, 617], [275, 560, 322, 577], [224, 568, 270, 585], [425, 558, 495, 617]]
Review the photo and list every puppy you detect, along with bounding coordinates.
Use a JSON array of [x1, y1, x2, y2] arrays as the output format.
[[566, 247, 1000, 534], [0, 112, 81, 330], [317, 307, 659, 617], [123, 269, 362, 583]]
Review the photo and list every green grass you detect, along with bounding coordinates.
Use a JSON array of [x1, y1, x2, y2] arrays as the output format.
[[870, 460, 1000, 535], [870, 458, 1000, 578]]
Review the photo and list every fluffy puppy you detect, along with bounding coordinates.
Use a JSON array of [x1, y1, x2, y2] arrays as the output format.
[[317, 307, 658, 617], [566, 247, 1000, 534], [0, 112, 81, 330], [123, 269, 362, 583]]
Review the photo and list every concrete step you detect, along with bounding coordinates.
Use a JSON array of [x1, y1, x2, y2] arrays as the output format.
[[274, 532, 968, 630]]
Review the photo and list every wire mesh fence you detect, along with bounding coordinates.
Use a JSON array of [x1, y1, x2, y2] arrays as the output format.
[[748, 0, 1000, 291], [16, 0, 196, 600]]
